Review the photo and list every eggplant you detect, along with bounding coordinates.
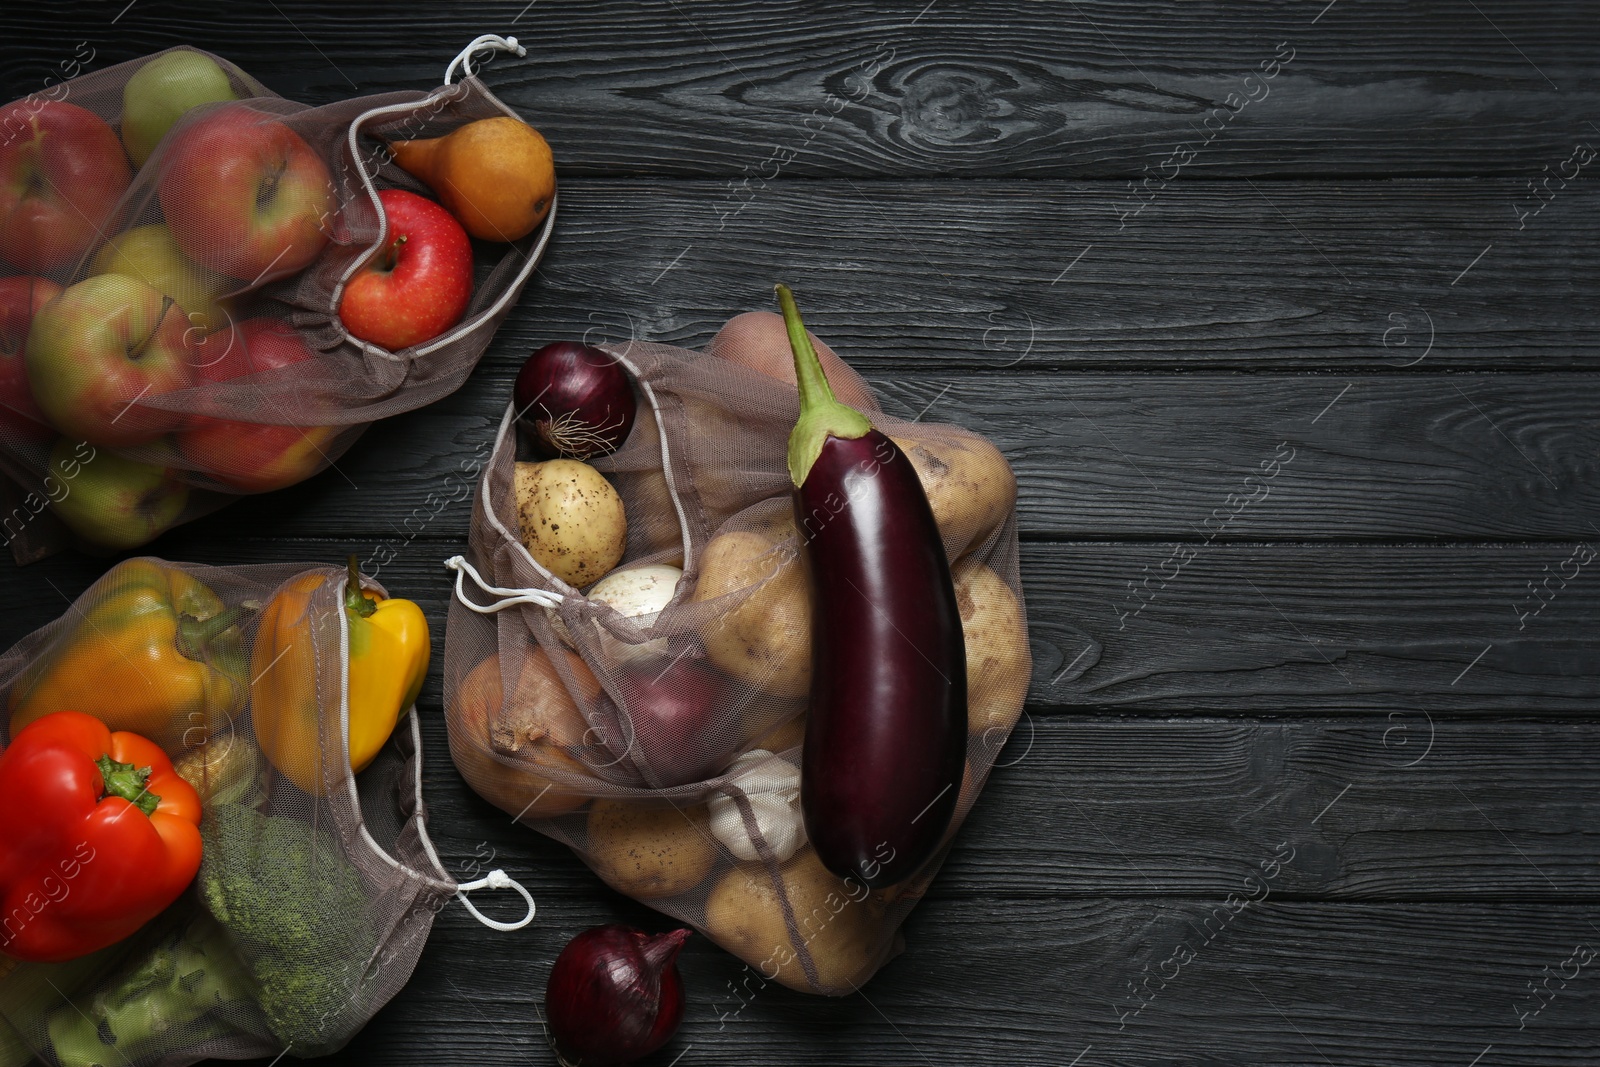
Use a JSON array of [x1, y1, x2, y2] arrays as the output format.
[[778, 284, 966, 889]]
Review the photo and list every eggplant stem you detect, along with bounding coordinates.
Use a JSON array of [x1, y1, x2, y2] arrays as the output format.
[[776, 284, 870, 487]]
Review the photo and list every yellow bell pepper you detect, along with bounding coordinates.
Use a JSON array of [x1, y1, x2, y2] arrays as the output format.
[[251, 557, 429, 796], [7, 558, 250, 753]]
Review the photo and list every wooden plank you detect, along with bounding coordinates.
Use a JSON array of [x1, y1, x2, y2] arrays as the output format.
[[1021, 541, 1600, 713], [0, 174, 1591, 370], [878, 372, 1600, 541], [5, 1, 1596, 178], [944, 716, 1600, 900], [500, 179, 1600, 371], [328, 894, 1600, 1066], [417, 713, 1600, 902], [177, 369, 1600, 546], [10, 544, 1600, 898], [9, 538, 1600, 715]]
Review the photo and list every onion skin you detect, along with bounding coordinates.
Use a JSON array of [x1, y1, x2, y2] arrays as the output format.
[[515, 341, 637, 460], [778, 285, 966, 889], [545, 924, 690, 1067], [616, 658, 739, 786]]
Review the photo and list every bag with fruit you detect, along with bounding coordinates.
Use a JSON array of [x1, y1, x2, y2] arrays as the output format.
[[0, 556, 532, 1067], [442, 290, 1031, 995], [0, 35, 556, 563]]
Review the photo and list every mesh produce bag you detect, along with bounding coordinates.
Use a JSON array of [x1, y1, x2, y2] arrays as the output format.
[[0, 557, 533, 1067], [443, 312, 1030, 994], [0, 36, 554, 563]]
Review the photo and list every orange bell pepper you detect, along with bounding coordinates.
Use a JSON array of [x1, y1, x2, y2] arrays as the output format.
[[7, 559, 250, 753], [251, 558, 429, 796]]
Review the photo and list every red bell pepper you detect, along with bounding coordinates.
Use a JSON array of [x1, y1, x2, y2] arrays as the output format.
[[0, 711, 203, 963]]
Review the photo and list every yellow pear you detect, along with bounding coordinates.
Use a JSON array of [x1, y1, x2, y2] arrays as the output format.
[[389, 116, 554, 242]]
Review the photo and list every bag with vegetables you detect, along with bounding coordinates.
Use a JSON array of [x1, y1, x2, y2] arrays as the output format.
[[0, 33, 555, 563], [0, 556, 533, 1067], [444, 287, 1030, 996]]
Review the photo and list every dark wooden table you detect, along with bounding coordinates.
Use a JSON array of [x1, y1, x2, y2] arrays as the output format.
[[6, 2, 1600, 1064]]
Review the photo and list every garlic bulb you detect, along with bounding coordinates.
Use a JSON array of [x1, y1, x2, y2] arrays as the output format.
[[708, 749, 805, 863]]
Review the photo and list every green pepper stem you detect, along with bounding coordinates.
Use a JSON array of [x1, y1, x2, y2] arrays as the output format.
[[346, 555, 377, 618], [777, 284, 871, 487], [96, 755, 160, 817], [174, 602, 258, 662]]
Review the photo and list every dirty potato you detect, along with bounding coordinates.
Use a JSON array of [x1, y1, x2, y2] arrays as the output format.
[[691, 525, 811, 698], [954, 559, 1031, 735], [703, 848, 885, 993], [514, 459, 627, 587], [891, 429, 1016, 560], [585, 798, 718, 899]]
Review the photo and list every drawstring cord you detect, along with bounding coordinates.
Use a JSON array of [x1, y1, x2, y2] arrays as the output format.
[[455, 869, 537, 931], [445, 554, 566, 613], [444, 34, 526, 86]]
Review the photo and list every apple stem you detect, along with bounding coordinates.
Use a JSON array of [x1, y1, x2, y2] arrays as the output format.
[[128, 297, 179, 361], [380, 234, 407, 273]]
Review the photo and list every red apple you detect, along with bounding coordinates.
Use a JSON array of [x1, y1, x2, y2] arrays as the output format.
[[616, 657, 739, 785], [0, 275, 61, 440], [0, 100, 131, 273], [158, 104, 333, 283], [338, 188, 472, 351], [25, 274, 194, 447], [176, 316, 339, 493]]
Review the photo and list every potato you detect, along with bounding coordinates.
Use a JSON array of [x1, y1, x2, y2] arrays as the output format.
[[514, 459, 626, 587], [954, 559, 1031, 735], [703, 848, 886, 994], [585, 798, 717, 899], [891, 430, 1016, 560], [448, 645, 602, 820], [751, 711, 806, 754], [691, 526, 811, 697], [707, 311, 878, 412]]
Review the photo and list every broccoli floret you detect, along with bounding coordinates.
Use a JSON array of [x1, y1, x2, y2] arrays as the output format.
[[46, 910, 269, 1067], [198, 804, 377, 1055]]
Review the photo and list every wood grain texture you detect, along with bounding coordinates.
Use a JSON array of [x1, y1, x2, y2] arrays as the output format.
[[169, 369, 1600, 547], [417, 713, 1600, 902], [487, 179, 1600, 371], [330, 894, 1600, 1067], [3, 1, 1595, 178], [8, 538, 1599, 715], [1023, 541, 1600, 713], [2, 2, 1597, 1064]]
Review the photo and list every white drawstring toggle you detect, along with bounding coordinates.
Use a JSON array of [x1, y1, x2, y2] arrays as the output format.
[[455, 868, 536, 931], [444, 34, 526, 86], [445, 555, 566, 613]]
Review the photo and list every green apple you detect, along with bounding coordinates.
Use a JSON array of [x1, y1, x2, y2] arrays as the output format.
[[121, 49, 238, 168], [91, 224, 234, 335], [46, 438, 189, 550]]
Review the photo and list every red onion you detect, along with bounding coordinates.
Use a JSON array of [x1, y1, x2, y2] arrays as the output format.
[[617, 658, 740, 786], [545, 924, 690, 1066], [515, 341, 638, 460]]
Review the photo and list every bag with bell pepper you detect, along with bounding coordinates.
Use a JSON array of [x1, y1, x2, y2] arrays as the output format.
[[0, 556, 532, 1067]]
